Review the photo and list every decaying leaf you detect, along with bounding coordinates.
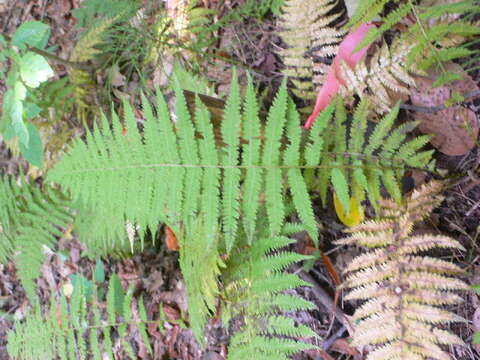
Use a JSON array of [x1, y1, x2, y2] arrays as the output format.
[[333, 191, 364, 227], [411, 63, 479, 156]]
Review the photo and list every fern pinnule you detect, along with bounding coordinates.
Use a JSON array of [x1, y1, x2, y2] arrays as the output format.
[[336, 181, 468, 360]]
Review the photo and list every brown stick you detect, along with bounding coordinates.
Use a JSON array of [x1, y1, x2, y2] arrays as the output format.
[[293, 265, 353, 336]]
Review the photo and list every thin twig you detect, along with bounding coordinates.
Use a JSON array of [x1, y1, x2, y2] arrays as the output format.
[[400, 90, 480, 113], [293, 265, 353, 336], [322, 325, 347, 351]]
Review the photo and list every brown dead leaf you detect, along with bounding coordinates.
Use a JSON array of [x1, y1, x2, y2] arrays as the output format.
[[108, 64, 126, 87], [330, 338, 360, 356], [410, 63, 479, 156], [165, 226, 179, 251], [163, 303, 181, 322]]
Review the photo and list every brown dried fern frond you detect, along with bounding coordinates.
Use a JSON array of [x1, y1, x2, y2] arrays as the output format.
[[336, 181, 468, 360], [278, 0, 347, 102], [339, 38, 424, 114]]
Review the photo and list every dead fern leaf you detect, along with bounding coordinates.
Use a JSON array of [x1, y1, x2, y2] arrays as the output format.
[[339, 38, 423, 114], [336, 181, 468, 360], [278, 0, 347, 102]]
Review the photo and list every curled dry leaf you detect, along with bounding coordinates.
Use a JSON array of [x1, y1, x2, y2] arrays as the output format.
[[410, 63, 479, 156]]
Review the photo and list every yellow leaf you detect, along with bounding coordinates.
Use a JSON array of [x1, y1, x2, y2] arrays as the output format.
[[333, 191, 364, 227]]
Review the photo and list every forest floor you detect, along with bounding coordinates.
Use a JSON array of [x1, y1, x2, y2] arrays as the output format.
[[0, 0, 480, 359]]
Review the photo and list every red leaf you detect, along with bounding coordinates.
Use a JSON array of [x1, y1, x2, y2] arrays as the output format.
[[305, 23, 376, 128]]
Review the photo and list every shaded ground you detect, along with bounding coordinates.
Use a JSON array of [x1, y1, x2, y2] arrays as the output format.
[[0, 1, 480, 359]]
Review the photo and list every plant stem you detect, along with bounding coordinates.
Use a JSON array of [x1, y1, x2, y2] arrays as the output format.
[[1, 32, 93, 71]]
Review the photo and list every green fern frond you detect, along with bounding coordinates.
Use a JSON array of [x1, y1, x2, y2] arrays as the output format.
[[312, 97, 432, 209], [48, 74, 321, 250], [347, 0, 480, 89], [222, 236, 319, 360], [336, 181, 468, 360], [0, 176, 73, 302], [178, 218, 223, 344], [7, 276, 153, 360]]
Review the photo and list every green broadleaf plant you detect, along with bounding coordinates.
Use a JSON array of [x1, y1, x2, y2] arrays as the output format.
[[0, 20, 55, 167]]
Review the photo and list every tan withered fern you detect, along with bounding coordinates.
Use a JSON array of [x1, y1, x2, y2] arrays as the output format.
[[336, 181, 468, 360], [339, 38, 423, 114], [278, 0, 346, 103]]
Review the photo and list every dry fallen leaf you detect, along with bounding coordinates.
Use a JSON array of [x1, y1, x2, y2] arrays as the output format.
[[410, 63, 479, 156], [165, 226, 179, 251]]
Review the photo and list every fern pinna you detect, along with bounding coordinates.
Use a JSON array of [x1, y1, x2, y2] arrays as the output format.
[[7, 275, 153, 360], [336, 181, 468, 360], [0, 176, 73, 302]]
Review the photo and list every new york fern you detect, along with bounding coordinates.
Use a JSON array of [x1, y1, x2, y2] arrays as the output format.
[[0, 176, 73, 302], [278, 0, 347, 103], [7, 275, 153, 360], [222, 235, 319, 359], [336, 181, 468, 360], [47, 71, 433, 349]]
